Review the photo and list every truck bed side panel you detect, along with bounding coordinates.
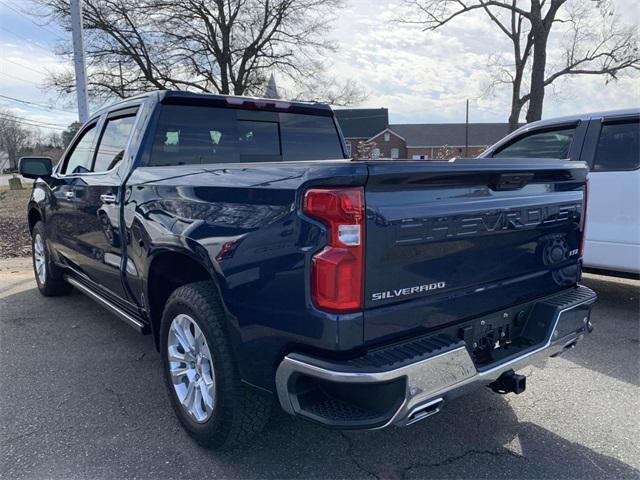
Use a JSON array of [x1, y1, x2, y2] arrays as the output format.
[[124, 162, 368, 389]]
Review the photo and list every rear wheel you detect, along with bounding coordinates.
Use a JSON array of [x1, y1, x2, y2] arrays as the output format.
[[31, 221, 72, 296], [160, 281, 271, 448]]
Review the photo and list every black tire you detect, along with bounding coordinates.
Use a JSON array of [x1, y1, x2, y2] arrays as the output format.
[[160, 281, 272, 449], [31, 221, 72, 297]]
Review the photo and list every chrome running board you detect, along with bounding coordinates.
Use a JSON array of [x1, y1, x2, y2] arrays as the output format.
[[65, 276, 145, 332]]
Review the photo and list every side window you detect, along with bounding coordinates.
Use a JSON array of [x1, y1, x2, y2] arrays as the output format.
[[592, 121, 640, 171], [61, 123, 98, 175], [493, 128, 576, 159], [93, 114, 137, 172]]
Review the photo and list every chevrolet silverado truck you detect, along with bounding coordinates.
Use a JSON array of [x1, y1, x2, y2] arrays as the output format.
[[20, 91, 596, 448]]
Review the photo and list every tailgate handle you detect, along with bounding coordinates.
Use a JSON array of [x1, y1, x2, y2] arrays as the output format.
[[492, 173, 534, 191]]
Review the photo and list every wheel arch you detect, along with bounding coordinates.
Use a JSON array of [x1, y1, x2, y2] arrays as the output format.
[[145, 248, 227, 350], [27, 203, 42, 233]]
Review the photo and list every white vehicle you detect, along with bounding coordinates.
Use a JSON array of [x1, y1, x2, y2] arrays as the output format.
[[481, 109, 640, 278]]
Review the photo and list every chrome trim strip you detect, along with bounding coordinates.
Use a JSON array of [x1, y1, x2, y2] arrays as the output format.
[[66, 276, 145, 331], [275, 291, 596, 429]]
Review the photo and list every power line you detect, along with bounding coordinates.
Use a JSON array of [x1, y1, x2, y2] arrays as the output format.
[[0, 25, 56, 54], [0, 0, 66, 41], [2, 58, 49, 76], [0, 111, 67, 128], [0, 113, 66, 130], [0, 71, 41, 86], [0, 117, 66, 130], [0, 93, 74, 113]]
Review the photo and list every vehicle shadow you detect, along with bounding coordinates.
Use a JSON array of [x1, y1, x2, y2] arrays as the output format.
[[214, 391, 638, 479], [1, 283, 638, 479], [564, 274, 640, 386]]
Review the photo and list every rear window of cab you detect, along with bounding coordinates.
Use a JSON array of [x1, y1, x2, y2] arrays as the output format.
[[147, 105, 345, 166]]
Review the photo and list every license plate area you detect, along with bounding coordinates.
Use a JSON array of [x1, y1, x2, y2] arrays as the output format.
[[458, 303, 537, 367]]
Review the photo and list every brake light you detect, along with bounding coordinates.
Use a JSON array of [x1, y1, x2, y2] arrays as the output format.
[[225, 96, 291, 110], [579, 177, 589, 257], [304, 187, 364, 312]]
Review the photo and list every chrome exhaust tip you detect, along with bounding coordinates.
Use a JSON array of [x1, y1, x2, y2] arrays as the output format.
[[405, 398, 444, 426]]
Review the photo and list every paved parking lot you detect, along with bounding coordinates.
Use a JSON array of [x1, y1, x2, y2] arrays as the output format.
[[1, 256, 638, 479]]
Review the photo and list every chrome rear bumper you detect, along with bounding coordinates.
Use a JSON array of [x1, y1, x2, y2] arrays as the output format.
[[276, 285, 597, 429]]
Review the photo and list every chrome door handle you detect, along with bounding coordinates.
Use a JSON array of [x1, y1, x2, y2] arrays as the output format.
[[100, 193, 117, 204], [64, 191, 75, 199]]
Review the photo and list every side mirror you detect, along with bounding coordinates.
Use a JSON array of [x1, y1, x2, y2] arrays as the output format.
[[19, 157, 53, 179]]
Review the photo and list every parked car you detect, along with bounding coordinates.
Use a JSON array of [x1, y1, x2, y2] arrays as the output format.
[[481, 109, 640, 278], [20, 91, 596, 448]]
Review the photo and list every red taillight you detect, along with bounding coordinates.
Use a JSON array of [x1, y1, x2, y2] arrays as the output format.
[[304, 187, 364, 313], [579, 177, 589, 257]]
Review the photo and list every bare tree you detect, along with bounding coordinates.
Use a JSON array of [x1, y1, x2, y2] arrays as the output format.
[[36, 0, 365, 104], [0, 110, 33, 170], [288, 78, 367, 106], [61, 122, 82, 148], [402, 0, 639, 130], [47, 132, 64, 149]]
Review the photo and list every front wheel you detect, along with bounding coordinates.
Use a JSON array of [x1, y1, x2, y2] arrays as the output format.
[[160, 281, 271, 449], [31, 221, 72, 296]]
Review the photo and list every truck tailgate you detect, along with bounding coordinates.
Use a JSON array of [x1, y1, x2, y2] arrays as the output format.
[[363, 159, 588, 343]]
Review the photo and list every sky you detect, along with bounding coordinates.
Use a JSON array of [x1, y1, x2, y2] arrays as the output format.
[[0, 0, 638, 135]]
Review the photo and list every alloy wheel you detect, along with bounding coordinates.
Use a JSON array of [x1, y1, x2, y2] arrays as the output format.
[[167, 314, 216, 423], [34, 233, 46, 285]]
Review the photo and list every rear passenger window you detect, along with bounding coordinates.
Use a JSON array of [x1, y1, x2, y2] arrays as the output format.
[[148, 105, 343, 166], [593, 121, 640, 171], [493, 128, 575, 159], [93, 113, 137, 172]]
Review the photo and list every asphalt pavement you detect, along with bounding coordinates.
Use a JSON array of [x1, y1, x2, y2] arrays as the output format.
[[1, 256, 638, 479]]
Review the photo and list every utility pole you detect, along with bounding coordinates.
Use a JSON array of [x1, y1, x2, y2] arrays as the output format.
[[70, 0, 89, 123], [464, 99, 469, 157], [118, 61, 125, 98]]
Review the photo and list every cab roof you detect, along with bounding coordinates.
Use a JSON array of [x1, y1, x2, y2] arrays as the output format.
[[93, 90, 334, 118]]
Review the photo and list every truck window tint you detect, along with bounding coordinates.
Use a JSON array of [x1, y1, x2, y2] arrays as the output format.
[[279, 112, 344, 161], [148, 105, 343, 166], [237, 120, 280, 161], [493, 128, 575, 159], [61, 123, 98, 175], [593, 121, 640, 171], [93, 114, 137, 172]]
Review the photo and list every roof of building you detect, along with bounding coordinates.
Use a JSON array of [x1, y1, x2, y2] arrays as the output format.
[[333, 108, 389, 138], [388, 123, 515, 147]]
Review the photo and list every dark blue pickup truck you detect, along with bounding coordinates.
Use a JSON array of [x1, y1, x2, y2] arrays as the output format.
[[20, 91, 596, 448]]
